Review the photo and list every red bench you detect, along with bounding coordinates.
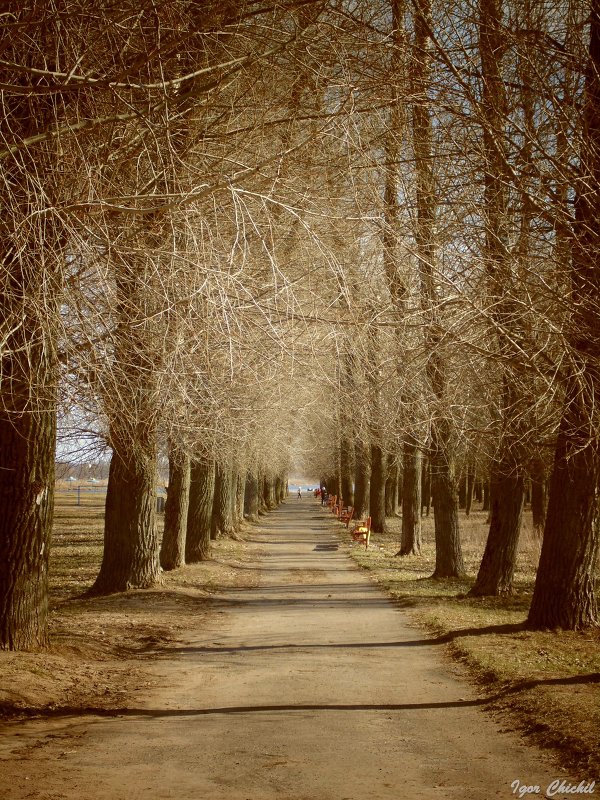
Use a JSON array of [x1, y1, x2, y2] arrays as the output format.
[[339, 506, 354, 528], [351, 516, 372, 549]]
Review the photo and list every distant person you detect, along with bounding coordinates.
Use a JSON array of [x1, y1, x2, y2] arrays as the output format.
[[297, 487, 302, 499], [321, 486, 328, 506]]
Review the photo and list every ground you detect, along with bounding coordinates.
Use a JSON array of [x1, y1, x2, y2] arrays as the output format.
[[0, 494, 598, 799]]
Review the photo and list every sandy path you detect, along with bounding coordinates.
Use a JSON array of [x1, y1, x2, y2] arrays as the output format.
[[0, 500, 565, 799]]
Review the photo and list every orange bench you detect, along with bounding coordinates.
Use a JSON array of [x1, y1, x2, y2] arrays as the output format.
[[351, 516, 372, 549], [339, 506, 354, 528]]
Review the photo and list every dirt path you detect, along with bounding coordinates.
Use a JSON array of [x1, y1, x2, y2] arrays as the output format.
[[0, 500, 568, 799]]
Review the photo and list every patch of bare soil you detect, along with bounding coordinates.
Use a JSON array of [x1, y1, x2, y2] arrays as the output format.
[[0, 533, 264, 720]]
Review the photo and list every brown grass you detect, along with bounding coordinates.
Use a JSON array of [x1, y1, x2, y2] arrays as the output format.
[[0, 497, 263, 718], [343, 507, 600, 776]]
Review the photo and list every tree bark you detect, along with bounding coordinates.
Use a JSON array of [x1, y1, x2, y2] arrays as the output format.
[[257, 470, 268, 514], [458, 474, 467, 509], [0, 38, 61, 648], [482, 478, 491, 512], [430, 420, 464, 577], [398, 437, 422, 555], [234, 470, 246, 529], [244, 472, 259, 521], [228, 468, 238, 531], [469, 458, 525, 595], [353, 440, 370, 518], [92, 438, 160, 594], [527, 384, 600, 629], [470, 381, 525, 595], [385, 456, 399, 516], [160, 449, 191, 570], [263, 475, 277, 510], [369, 443, 387, 533], [340, 436, 354, 506], [421, 456, 431, 517], [212, 463, 235, 539], [465, 462, 475, 517], [0, 376, 56, 650], [92, 247, 164, 596], [400, 440, 422, 554], [186, 459, 215, 562], [530, 455, 547, 537], [0, 221, 58, 647]]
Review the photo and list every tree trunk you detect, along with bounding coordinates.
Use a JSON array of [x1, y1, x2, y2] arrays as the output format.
[[0, 60, 61, 648], [527, 383, 599, 629], [0, 376, 56, 650], [0, 196, 58, 647], [279, 474, 288, 503], [235, 471, 246, 529], [369, 442, 387, 533], [212, 463, 235, 539], [274, 475, 281, 506], [398, 437, 422, 555], [263, 475, 277, 510], [465, 463, 475, 517], [333, 471, 342, 503], [530, 455, 547, 537], [340, 436, 354, 507], [420, 457, 429, 516], [482, 478, 491, 512], [470, 383, 525, 595], [385, 457, 399, 516], [469, 0, 529, 594], [244, 472, 259, 521], [353, 440, 370, 518], [92, 439, 160, 594], [257, 470, 269, 514], [409, 0, 464, 576], [469, 460, 525, 596], [228, 468, 238, 530], [160, 448, 191, 570], [186, 459, 215, 562], [528, 1, 600, 629], [92, 245, 163, 597], [430, 420, 464, 577], [458, 473, 467, 509]]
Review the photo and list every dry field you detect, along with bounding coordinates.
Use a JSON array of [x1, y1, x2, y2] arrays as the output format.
[[342, 507, 600, 776]]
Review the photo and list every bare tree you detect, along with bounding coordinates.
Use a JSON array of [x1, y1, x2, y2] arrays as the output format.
[[528, 0, 600, 629]]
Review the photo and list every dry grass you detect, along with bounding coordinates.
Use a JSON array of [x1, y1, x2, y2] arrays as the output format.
[[0, 497, 263, 718], [342, 507, 600, 776]]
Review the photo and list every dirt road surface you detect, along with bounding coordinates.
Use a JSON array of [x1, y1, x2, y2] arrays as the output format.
[[0, 500, 567, 799]]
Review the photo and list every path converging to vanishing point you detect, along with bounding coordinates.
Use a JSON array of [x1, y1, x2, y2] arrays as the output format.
[[0, 498, 562, 799]]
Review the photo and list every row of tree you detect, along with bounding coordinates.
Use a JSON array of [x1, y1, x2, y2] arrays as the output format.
[[303, 0, 600, 630], [1, 0, 599, 649], [0, 0, 338, 650]]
